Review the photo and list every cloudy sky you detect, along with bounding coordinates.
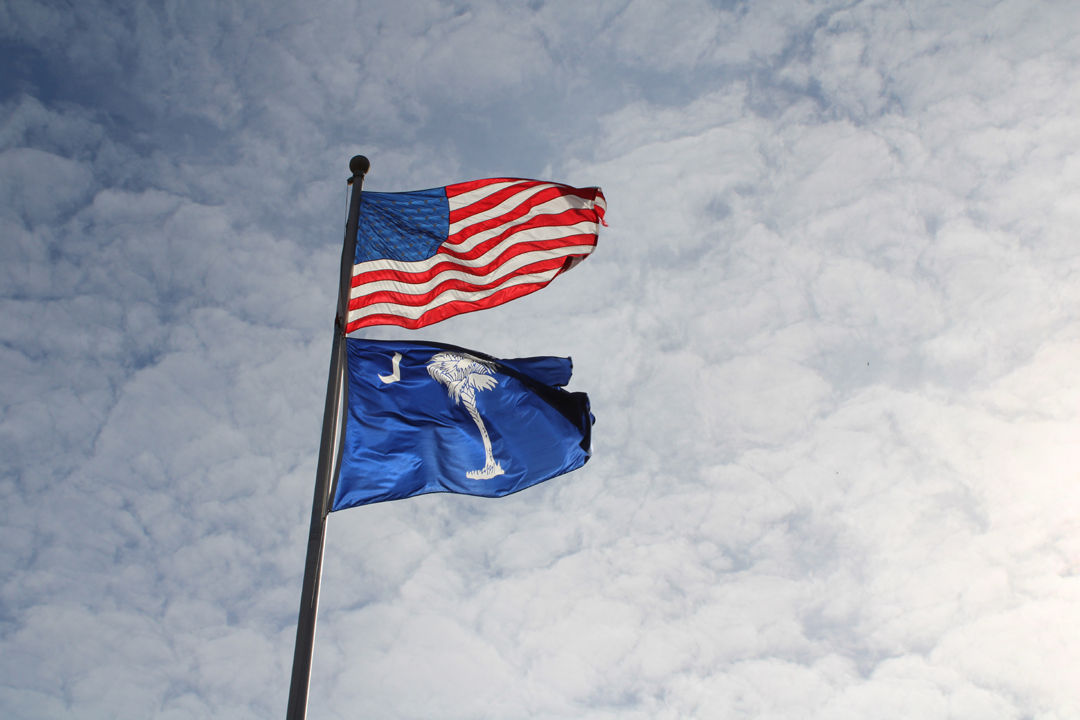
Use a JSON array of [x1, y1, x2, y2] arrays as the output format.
[[2, 0, 1079, 718]]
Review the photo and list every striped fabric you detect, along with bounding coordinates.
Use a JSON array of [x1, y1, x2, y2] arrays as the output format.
[[346, 178, 606, 332]]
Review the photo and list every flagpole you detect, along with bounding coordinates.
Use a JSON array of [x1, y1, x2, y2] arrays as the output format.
[[286, 155, 369, 720]]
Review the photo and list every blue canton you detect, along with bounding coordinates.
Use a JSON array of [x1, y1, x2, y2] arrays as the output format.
[[355, 188, 450, 263]]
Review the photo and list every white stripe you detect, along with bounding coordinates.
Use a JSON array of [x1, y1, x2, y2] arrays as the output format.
[[350, 245, 589, 300], [445, 180, 534, 213], [352, 225, 598, 277], [446, 195, 600, 255], [348, 269, 562, 323], [448, 182, 562, 235]]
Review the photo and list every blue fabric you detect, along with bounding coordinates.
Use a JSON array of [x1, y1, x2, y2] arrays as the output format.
[[333, 339, 592, 510], [498, 355, 574, 388], [355, 188, 449, 263]]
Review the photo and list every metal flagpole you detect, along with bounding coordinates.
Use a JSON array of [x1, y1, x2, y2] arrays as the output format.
[[286, 155, 370, 720]]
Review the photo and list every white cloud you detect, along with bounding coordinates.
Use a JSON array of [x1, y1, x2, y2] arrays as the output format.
[[1, 0, 1079, 718]]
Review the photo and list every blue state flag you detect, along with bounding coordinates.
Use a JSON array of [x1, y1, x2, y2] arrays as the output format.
[[332, 339, 593, 510]]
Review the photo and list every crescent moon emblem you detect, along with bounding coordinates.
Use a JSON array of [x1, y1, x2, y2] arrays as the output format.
[[378, 352, 402, 384]]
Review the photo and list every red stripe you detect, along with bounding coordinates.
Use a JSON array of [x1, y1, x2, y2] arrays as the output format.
[[442, 209, 599, 260], [447, 181, 549, 224], [448, 191, 596, 249], [351, 235, 597, 289], [349, 255, 570, 312], [448, 184, 601, 233], [593, 188, 607, 225], [444, 177, 538, 198], [346, 281, 554, 332]]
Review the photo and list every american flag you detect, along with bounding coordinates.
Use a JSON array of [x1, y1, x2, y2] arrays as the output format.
[[346, 178, 606, 332]]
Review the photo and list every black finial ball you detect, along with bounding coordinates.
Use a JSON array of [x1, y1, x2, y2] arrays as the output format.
[[349, 155, 370, 177]]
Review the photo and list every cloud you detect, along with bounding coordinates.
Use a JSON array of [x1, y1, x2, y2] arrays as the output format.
[[1, 1, 1079, 719]]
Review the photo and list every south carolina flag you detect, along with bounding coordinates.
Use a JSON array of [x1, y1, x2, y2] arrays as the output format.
[[347, 178, 606, 332], [332, 339, 593, 510]]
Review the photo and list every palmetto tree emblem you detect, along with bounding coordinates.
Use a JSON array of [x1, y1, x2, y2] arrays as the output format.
[[426, 352, 505, 479]]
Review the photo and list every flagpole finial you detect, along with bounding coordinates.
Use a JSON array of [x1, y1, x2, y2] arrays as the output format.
[[350, 155, 370, 178]]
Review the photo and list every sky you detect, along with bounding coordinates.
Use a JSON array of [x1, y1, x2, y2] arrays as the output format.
[[2, 0, 1079, 718]]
